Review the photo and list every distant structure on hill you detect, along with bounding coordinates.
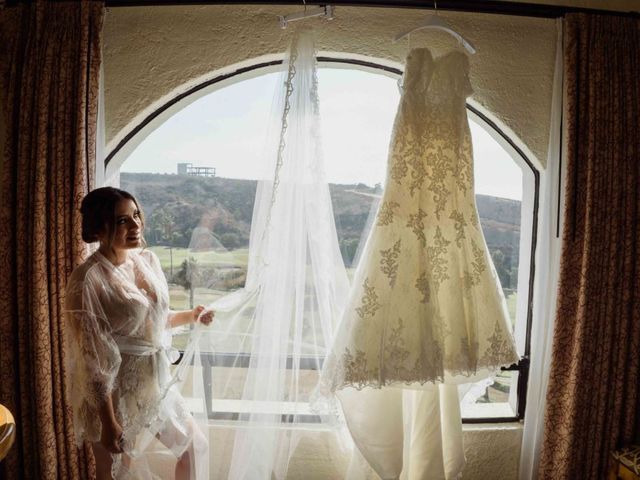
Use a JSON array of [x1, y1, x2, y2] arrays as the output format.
[[177, 162, 216, 177]]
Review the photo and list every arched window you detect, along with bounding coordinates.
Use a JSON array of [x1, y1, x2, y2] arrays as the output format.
[[109, 62, 538, 422]]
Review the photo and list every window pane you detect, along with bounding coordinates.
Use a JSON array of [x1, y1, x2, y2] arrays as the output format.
[[120, 66, 533, 420], [461, 371, 519, 419]]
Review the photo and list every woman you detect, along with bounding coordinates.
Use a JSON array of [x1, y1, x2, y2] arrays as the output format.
[[65, 187, 213, 479]]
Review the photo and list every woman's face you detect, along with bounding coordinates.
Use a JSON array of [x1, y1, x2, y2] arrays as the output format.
[[100, 199, 143, 251]]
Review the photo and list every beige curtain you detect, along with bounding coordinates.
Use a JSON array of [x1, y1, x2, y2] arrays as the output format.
[[0, 1, 104, 478], [539, 13, 640, 479]]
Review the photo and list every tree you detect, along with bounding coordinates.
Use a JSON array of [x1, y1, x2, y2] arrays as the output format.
[[490, 248, 514, 290], [173, 257, 201, 309], [149, 207, 177, 277], [339, 238, 360, 267], [220, 232, 241, 250]]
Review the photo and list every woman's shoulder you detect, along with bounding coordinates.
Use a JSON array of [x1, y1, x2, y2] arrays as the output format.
[[65, 253, 104, 305], [68, 252, 102, 284], [135, 249, 166, 277], [137, 248, 160, 267]]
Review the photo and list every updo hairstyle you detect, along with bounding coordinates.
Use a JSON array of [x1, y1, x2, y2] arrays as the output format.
[[80, 187, 145, 244]]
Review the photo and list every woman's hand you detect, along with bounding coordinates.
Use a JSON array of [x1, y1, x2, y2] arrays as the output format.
[[100, 420, 124, 454], [167, 307, 214, 328], [191, 305, 214, 326]]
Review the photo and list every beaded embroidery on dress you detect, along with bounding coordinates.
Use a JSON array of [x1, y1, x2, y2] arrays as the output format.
[[319, 48, 519, 392]]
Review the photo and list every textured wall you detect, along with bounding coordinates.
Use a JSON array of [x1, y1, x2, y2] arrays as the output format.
[[147, 424, 523, 479], [462, 424, 523, 479], [285, 425, 523, 479], [103, 5, 557, 168]]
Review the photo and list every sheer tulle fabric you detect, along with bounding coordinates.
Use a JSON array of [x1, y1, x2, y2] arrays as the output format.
[[65, 249, 209, 479], [194, 31, 350, 479]]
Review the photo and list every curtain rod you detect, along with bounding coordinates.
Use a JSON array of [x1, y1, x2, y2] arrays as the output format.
[[97, 0, 639, 19]]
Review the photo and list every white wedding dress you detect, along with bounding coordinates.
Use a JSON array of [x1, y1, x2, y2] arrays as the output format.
[[320, 48, 519, 393], [318, 48, 520, 480]]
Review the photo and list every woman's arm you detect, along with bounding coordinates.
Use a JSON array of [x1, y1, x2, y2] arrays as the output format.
[[65, 271, 123, 451], [141, 251, 214, 329], [167, 305, 214, 328]]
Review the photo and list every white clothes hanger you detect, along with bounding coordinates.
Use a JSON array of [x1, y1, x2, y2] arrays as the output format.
[[393, 1, 476, 55]]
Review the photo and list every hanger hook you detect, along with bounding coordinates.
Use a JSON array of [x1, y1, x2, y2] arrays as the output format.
[[303, 0, 307, 13], [434, 0, 438, 15]]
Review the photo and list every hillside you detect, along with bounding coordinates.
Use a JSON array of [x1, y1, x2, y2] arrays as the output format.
[[121, 172, 522, 289]]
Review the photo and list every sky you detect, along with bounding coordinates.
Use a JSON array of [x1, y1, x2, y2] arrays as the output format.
[[123, 68, 523, 201]]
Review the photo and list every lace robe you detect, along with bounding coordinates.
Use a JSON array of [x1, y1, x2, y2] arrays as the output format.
[[65, 249, 206, 478]]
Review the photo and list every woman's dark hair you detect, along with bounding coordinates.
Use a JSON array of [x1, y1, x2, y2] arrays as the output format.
[[80, 187, 145, 244]]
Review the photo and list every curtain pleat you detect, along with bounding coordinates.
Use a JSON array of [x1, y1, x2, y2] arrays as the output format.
[[539, 13, 640, 480], [0, 1, 104, 478]]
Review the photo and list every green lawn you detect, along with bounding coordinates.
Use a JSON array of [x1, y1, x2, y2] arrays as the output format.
[[168, 285, 229, 311], [149, 246, 249, 270]]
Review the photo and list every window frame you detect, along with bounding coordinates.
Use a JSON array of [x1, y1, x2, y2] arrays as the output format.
[[107, 57, 540, 424]]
